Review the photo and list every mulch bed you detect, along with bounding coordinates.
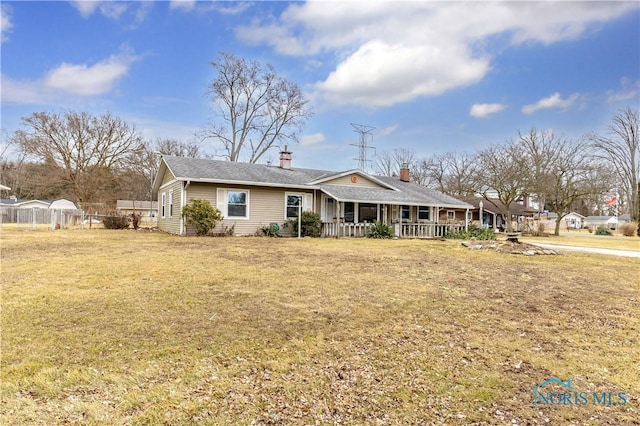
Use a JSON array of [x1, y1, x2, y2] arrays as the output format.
[[462, 239, 559, 255]]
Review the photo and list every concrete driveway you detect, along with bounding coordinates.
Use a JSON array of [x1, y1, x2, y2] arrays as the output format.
[[531, 243, 640, 258]]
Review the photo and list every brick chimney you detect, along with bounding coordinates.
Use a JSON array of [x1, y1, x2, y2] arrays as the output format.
[[279, 146, 292, 169], [399, 163, 410, 182]]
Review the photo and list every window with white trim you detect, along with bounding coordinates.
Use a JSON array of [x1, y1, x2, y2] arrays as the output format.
[[418, 206, 430, 221], [161, 192, 166, 218], [447, 210, 456, 221], [227, 191, 248, 218], [168, 190, 174, 217], [400, 205, 411, 222], [286, 194, 303, 219], [358, 203, 378, 223]]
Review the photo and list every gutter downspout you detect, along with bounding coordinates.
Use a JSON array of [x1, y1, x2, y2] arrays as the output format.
[[181, 180, 190, 235]]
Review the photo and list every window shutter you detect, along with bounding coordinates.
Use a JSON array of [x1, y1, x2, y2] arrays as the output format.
[[304, 194, 313, 212], [216, 188, 227, 217]]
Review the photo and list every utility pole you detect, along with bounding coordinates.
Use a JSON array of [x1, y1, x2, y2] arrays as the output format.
[[350, 123, 375, 171]]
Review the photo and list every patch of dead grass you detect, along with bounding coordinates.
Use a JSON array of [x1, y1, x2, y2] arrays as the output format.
[[1, 229, 639, 424]]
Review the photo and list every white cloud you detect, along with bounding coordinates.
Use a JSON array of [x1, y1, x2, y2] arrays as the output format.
[[44, 50, 135, 96], [379, 124, 399, 137], [1, 74, 46, 104], [1, 4, 13, 44], [606, 79, 640, 104], [522, 93, 580, 115], [170, 0, 250, 15], [301, 132, 325, 146], [470, 103, 506, 118], [235, 1, 638, 108], [315, 39, 488, 107], [70, 1, 128, 19], [169, 0, 196, 13], [2, 48, 137, 104]]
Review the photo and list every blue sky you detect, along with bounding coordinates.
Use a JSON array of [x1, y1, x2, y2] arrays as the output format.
[[1, 1, 639, 171]]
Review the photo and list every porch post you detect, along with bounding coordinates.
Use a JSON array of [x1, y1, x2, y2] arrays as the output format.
[[337, 202, 342, 238], [465, 208, 469, 231]]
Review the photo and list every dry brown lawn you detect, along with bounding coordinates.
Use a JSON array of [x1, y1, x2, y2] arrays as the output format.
[[1, 229, 639, 425]]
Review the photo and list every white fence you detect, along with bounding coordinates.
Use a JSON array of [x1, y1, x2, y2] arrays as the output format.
[[0, 207, 84, 229]]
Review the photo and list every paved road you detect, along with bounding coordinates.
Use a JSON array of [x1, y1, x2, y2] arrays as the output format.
[[531, 243, 640, 258]]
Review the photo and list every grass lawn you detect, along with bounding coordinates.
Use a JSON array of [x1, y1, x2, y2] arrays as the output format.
[[1, 229, 639, 425]]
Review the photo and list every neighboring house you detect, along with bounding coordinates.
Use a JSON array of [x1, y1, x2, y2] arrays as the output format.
[[0, 197, 82, 228], [584, 216, 618, 230], [0, 197, 52, 209], [0, 197, 77, 210], [116, 200, 159, 228], [535, 211, 585, 230], [116, 200, 159, 218], [618, 213, 632, 224], [462, 197, 536, 231], [152, 150, 473, 237]]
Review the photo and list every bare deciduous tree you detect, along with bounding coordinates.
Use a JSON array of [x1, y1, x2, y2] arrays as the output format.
[[12, 111, 145, 204], [374, 148, 416, 177], [521, 129, 610, 235], [588, 106, 639, 220], [201, 52, 312, 163], [473, 141, 530, 232], [155, 138, 203, 158]]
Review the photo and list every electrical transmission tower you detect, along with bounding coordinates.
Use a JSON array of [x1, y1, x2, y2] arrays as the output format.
[[350, 123, 376, 171]]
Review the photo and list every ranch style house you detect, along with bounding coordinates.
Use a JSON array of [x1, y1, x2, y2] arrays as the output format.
[[153, 149, 473, 238]]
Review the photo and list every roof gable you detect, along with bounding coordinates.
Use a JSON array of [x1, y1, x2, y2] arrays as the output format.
[[308, 170, 399, 190]]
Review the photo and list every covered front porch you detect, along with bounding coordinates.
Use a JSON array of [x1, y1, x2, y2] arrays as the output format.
[[318, 194, 469, 238]]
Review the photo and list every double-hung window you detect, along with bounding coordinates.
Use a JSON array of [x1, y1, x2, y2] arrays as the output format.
[[418, 206, 430, 221], [168, 190, 174, 217], [286, 194, 303, 220], [161, 192, 166, 218], [400, 205, 411, 222], [227, 191, 248, 218]]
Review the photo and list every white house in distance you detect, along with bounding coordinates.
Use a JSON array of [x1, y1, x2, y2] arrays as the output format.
[[535, 212, 585, 231], [583, 215, 618, 230], [0, 197, 81, 228]]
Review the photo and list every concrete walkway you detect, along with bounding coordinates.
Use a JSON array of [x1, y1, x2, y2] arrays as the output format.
[[531, 243, 640, 258]]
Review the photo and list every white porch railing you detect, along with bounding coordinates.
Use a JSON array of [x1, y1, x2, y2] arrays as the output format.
[[401, 223, 464, 238], [321, 222, 466, 238], [321, 222, 373, 238]]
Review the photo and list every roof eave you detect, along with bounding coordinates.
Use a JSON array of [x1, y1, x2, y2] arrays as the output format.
[[174, 177, 317, 191]]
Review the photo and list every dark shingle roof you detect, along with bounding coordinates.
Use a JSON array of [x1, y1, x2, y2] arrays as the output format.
[[163, 156, 332, 187], [159, 156, 471, 208]]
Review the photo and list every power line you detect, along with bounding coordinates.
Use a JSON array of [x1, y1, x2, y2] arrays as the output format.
[[349, 123, 376, 171]]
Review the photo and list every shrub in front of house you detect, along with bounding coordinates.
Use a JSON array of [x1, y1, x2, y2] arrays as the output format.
[[595, 226, 612, 236], [366, 220, 393, 239], [182, 199, 223, 236], [446, 223, 496, 240], [619, 222, 637, 237], [288, 211, 321, 237], [102, 215, 131, 229]]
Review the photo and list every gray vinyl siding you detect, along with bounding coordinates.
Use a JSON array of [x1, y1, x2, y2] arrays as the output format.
[[157, 170, 183, 235], [184, 183, 314, 236], [323, 174, 383, 188]]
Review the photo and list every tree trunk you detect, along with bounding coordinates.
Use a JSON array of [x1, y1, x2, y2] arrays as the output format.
[[554, 218, 562, 236]]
